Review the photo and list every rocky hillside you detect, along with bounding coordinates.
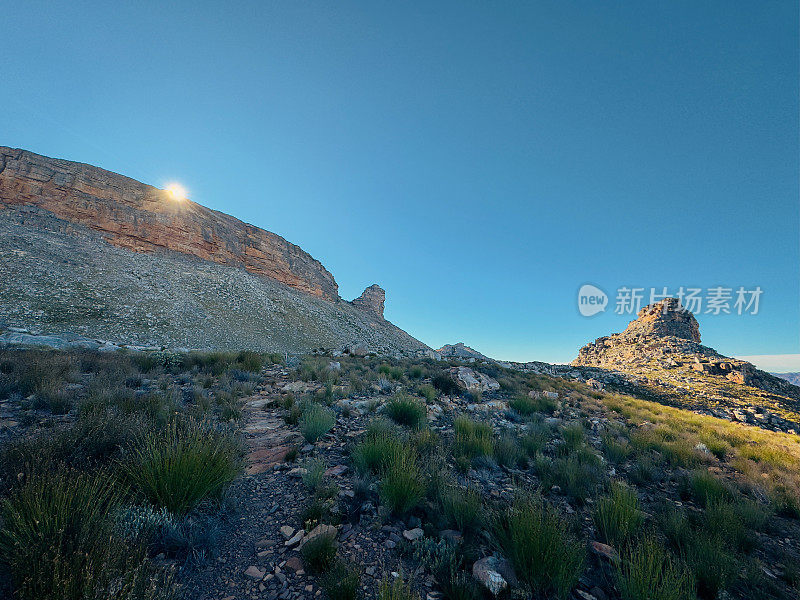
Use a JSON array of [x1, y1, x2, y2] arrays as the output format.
[[0, 146, 338, 299], [775, 373, 800, 387], [0, 147, 429, 355], [572, 298, 800, 431], [437, 342, 490, 361]]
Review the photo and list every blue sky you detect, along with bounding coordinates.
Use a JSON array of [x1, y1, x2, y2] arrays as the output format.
[[2, 2, 798, 368]]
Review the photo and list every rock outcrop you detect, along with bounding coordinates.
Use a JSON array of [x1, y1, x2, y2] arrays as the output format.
[[438, 342, 490, 361], [351, 284, 385, 319], [572, 298, 800, 430], [0, 146, 338, 299]]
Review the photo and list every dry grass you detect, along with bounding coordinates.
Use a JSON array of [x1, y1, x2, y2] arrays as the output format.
[[603, 393, 800, 514]]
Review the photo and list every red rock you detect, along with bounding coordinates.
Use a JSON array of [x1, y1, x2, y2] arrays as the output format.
[[0, 146, 338, 300]]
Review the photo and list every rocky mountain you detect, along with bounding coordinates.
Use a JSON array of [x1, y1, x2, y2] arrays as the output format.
[[0, 147, 429, 355], [572, 298, 800, 431], [437, 342, 490, 361], [774, 372, 800, 388]]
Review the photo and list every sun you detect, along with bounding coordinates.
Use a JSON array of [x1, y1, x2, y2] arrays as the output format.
[[165, 183, 187, 200]]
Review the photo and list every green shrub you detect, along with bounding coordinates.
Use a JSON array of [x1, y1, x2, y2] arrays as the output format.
[[689, 470, 731, 507], [302, 458, 327, 493], [453, 416, 493, 460], [122, 417, 241, 515], [380, 446, 425, 515], [684, 532, 736, 599], [0, 470, 165, 600], [520, 423, 550, 456], [418, 384, 438, 403], [321, 561, 361, 600], [602, 433, 632, 464], [432, 373, 460, 396], [616, 536, 693, 600], [561, 423, 585, 454], [384, 394, 426, 428], [492, 496, 585, 599], [351, 420, 402, 475], [300, 403, 336, 443], [379, 574, 418, 600], [510, 394, 556, 416], [537, 450, 603, 503], [300, 530, 337, 573], [494, 433, 523, 468], [593, 482, 643, 548], [235, 350, 265, 372], [441, 485, 483, 532], [661, 506, 735, 600]]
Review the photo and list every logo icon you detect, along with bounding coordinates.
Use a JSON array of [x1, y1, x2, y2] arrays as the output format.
[[578, 284, 608, 317]]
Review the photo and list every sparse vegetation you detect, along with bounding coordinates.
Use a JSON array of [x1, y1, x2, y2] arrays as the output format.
[[122, 416, 241, 515], [616, 535, 693, 600], [492, 495, 585, 599], [300, 403, 336, 442], [593, 482, 643, 548], [384, 393, 426, 428], [380, 445, 425, 515]]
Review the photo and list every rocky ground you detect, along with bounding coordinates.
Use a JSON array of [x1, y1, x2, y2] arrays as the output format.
[[0, 208, 428, 356], [173, 359, 800, 600]]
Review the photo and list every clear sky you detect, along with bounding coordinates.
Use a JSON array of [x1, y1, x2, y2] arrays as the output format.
[[2, 2, 798, 368]]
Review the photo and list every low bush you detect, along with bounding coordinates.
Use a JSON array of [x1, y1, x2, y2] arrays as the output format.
[[510, 394, 556, 416], [351, 420, 402, 475], [492, 496, 585, 599], [379, 573, 418, 600], [122, 417, 241, 515], [493, 433, 524, 468], [593, 482, 643, 548], [561, 423, 585, 454], [520, 423, 550, 457], [380, 446, 425, 515], [300, 530, 338, 573], [0, 470, 164, 600], [299, 403, 335, 443], [689, 470, 731, 507], [616, 535, 693, 600], [432, 373, 460, 396], [536, 450, 604, 504], [302, 458, 327, 493], [441, 485, 483, 532], [384, 394, 426, 428], [321, 561, 361, 600], [453, 416, 493, 461], [418, 384, 437, 403], [602, 433, 632, 464]]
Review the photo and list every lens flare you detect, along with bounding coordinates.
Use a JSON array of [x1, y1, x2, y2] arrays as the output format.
[[165, 183, 187, 200]]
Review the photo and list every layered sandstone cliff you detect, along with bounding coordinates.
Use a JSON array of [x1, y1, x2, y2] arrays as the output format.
[[0, 147, 338, 299]]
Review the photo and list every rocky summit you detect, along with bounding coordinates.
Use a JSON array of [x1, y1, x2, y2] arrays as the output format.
[[572, 298, 800, 431], [438, 342, 490, 361], [0, 147, 428, 355], [351, 284, 386, 319]]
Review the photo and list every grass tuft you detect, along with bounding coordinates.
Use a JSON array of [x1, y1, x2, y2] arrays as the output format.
[[492, 495, 585, 599], [122, 417, 241, 515]]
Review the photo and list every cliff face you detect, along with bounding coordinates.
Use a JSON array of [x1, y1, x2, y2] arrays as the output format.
[[0, 147, 338, 300], [351, 284, 386, 319]]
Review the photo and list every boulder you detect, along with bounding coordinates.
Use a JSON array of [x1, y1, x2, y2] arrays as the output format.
[[472, 556, 515, 595], [451, 366, 500, 393]]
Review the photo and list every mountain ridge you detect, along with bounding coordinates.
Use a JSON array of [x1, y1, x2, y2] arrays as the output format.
[[0, 147, 428, 355]]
